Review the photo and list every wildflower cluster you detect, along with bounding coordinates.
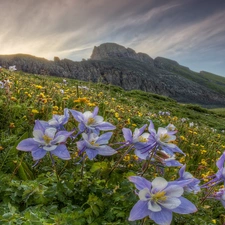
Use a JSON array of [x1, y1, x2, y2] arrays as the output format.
[[17, 107, 117, 163], [16, 107, 204, 225]]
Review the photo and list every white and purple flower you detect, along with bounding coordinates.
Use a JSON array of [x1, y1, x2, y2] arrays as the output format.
[[76, 132, 117, 160], [128, 176, 197, 225], [16, 120, 73, 161], [48, 108, 70, 130], [209, 188, 225, 208], [148, 120, 184, 156], [122, 125, 155, 159], [177, 165, 201, 194], [70, 106, 115, 133]]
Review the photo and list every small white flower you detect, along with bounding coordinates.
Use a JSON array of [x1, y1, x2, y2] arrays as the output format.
[[189, 122, 194, 127], [9, 65, 17, 71], [0, 81, 4, 88]]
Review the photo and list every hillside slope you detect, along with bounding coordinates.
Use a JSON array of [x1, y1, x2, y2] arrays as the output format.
[[0, 43, 225, 107]]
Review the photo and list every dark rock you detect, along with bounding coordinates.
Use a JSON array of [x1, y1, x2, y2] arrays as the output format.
[[0, 43, 225, 107]]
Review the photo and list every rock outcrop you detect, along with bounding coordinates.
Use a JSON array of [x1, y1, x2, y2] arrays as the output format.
[[91, 43, 154, 64], [0, 43, 225, 107]]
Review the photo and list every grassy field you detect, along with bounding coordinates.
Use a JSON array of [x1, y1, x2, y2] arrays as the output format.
[[1, 68, 225, 224]]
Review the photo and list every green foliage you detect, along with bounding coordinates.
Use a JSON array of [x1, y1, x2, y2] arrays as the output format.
[[185, 104, 210, 113]]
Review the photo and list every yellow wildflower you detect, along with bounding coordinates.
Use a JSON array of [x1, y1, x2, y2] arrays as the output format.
[[9, 123, 15, 128], [74, 97, 90, 103], [10, 97, 17, 101], [115, 112, 119, 118], [123, 155, 130, 161], [35, 85, 43, 89], [53, 106, 59, 111], [31, 109, 39, 114]]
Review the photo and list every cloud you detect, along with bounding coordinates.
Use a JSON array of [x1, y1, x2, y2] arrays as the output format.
[[0, 0, 225, 75]]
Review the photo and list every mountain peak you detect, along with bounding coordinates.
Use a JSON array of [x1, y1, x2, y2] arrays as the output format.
[[90, 42, 154, 64]]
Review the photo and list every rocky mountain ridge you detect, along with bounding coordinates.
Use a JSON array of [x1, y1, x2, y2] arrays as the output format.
[[0, 43, 225, 107]]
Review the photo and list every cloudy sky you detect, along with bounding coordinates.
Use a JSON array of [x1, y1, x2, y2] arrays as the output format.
[[1, 0, 225, 76]]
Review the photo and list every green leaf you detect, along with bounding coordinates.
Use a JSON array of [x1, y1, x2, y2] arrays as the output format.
[[90, 162, 108, 173]]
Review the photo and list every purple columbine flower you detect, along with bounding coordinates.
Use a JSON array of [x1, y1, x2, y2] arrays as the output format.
[[148, 120, 184, 156], [128, 176, 197, 225], [122, 125, 155, 159], [209, 188, 225, 208], [154, 150, 183, 167], [48, 108, 70, 130], [202, 151, 225, 187], [76, 132, 117, 160], [16, 120, 73, 161], [70, 106, 116, 133], [165, 123, 177, 135], [176, 165, 201, 194]]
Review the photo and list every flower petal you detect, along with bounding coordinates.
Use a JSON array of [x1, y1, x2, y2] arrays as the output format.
[[128, 176, 151, 190], [34, 120, 48, 131], [51, 144, 71, 160], [83, 111, 93, 121], [97, 146, 117, 156], [86, 149, 98, 160], [94, 122, 116, 131], [122, 128, 133, 142], [148, 200, 161, 212], [96, 132, 112, 145], [45, 127, 57, 139], [33, 130, 45, 143], [164, 185, 184, 197], [152, 177, 168, 192], [92, 106, 99, 117], [32, 148, 47, 160], [69, 109, 84, 122], [52, 131, 73, 144], [43, 145, 57, 151], [17, 138, 39, 151], [76, 140, 86, 152], [138, 188, 151, 201], [134, 149, 149, 160], [171, 197, 197, 214], [128, 200, 149, 221], [149, 208, 173, 225], [160, 197, 181, 209]]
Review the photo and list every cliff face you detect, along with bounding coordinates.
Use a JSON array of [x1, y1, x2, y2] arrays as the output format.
[[90, 43, 154, 65], [0, 43, 225, 107]]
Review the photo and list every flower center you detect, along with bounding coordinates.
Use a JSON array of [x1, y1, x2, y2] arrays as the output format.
[[90, 140, 99, 146], [160, 133, 170, 142], [138, 136, 147, 143], [87, 117, 95, 125], [43, 135, 52, 144], [151, 191, 167, 202]]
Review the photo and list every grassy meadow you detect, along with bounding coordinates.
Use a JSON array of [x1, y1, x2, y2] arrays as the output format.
[[1, 68, 225, 224]]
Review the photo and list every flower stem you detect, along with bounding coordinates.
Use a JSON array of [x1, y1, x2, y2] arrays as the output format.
[[140, 149, 156, 176], [108, 145, 133, 177], [81, 155, 86, 179], [50, 153, 60, 182]]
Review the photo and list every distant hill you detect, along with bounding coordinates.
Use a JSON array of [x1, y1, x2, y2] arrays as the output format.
[[0, 43, 225, 108]]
